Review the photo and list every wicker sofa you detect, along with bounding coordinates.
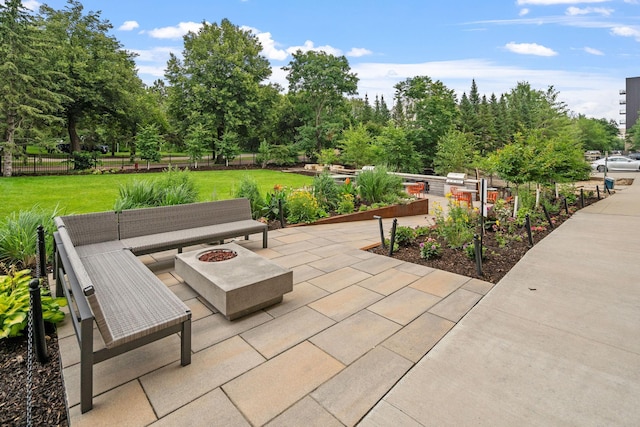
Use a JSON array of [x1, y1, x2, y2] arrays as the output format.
[[53, 198, 268, 413]]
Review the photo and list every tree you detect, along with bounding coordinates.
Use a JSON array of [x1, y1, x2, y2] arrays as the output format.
[[0, 0, 66, 176], [338, 123, 378, 168], [40, 0, 143, 153], [135, 124, 161, 169], [374, 124, 423, 173], [184, 123, 210, 168], [283, 50, 358, 157], [572, 115, 616, 153], [433, 130, 477, 176], [165, 19, 271, 162], [393, 76, 458, 164]]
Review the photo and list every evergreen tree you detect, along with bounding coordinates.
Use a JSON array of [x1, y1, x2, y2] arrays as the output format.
[[0, 0, 66, 176]]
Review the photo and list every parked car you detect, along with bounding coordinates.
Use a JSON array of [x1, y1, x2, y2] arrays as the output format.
[[54, 142, 109, 154], [591, 156, 640, 172], [627, 152, 640, 160]]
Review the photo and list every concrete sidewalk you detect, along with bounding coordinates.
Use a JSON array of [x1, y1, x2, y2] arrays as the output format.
[[58, 175, 639, 426], [362, 175, 640, 426]]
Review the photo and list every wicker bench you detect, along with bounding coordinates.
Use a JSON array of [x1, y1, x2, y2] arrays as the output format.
[[53, 198, 267, 413]]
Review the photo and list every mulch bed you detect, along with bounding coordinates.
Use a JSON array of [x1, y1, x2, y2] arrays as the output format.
[[369, 197, 600, 284], [0, 331, 68, 427]]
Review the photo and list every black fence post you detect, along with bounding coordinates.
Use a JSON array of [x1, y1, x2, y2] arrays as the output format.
[[374, 215, 385, 248], [37, 225, 46, 278], [278, 199, 285, 228], [564, 197, 569, 215], [29, 279, 49, 363], [596, 185, 600, 200], [542, 205, 554, 229], [388, 218, 398, 256], [525, 214, 533, 247], [580, 188, 585, 208], [473, 234, 482, 276]]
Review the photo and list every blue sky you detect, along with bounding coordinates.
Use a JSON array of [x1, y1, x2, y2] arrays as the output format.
[[26, 0, 640, 124]]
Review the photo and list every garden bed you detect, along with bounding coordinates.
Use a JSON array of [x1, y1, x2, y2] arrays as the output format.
[[295, 198, 429, 226], [369, 195, 601, 284]]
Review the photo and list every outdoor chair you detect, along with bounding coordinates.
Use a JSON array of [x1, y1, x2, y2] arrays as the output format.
[[487, 191, 498, 204], [407, 182, 425, 197]]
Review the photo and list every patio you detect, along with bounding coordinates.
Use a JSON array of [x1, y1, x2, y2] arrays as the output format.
[[56, 197, 495, 426]]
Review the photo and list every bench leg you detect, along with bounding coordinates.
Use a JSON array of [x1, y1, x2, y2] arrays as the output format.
[[80, 318, 94, 413], [181, 316, 191, 366]]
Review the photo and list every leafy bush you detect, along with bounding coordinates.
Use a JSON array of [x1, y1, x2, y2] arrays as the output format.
[[114, 167, 197, 211], [286, 190, 327, 224], [0, 266, 66, 339], [312, 172, 341, 211], [336, 194, 355, 214], [356, 166, 403, 205], [233, 175, 265, 219], [261, 185, 289, 221], [394, 226, 416, 247], [0, 205, 60, 268], [72, 152, 96, 171]]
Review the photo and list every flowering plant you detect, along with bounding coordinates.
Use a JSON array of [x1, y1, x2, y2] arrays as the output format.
[[420, 237, 442, 259]]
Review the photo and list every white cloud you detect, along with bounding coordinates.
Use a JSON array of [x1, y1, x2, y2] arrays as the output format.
[[505, 42, 558, 56], [611, 25, 640, 40], [519, 8, 530, 16], [147, 22, 203, 40], [583, 46, 604, 55], [118, 21, 140, 31], [240, 26, 288, 61], [131, 46, 180, 62], [347, 48, 373, 57], [285, 40, 343, 56], [517, 0, 609, 4], [566, 6, 614, 16], [22, 0, 40, 10]]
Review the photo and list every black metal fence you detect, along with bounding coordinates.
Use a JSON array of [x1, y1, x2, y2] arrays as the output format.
[[0, 153, 259, 176]]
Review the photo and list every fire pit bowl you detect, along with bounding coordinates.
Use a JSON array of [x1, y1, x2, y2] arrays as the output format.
[[198, 249, 238, 262]]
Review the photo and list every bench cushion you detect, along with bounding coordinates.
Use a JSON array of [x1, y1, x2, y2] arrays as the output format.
[[81, 250, 191, 348], [121, 220, 267, 255]]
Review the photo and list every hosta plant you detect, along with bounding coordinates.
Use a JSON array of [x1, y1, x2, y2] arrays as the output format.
[[0, 266, 67, 339]]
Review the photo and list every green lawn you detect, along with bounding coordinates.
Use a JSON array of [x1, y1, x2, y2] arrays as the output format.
[[0, 170, 312, 219]]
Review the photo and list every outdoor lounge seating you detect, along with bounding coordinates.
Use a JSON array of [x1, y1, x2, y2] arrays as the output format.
[[53, 198, 267, 412], [407, 182, 426, 197]]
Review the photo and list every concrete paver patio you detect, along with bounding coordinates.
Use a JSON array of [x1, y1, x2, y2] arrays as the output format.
[[57, 175, 640, 425], [57, 196, 495, 426]]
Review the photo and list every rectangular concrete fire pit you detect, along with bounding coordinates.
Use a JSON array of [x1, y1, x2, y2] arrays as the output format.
[[175, 243, 292, 320]]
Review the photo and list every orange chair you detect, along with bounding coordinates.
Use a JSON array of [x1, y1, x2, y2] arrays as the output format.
[[407, 182, 425, 197], [448, 186, 459, 197], [487, 191, 498, 204], [455, 191, 473, 208]]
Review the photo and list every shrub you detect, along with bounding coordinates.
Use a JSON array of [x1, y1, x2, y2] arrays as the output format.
[[0, 205, 60, 268], [233, 175, 265, 219], [356, 166, 403, 205], [71, 152, 96, 171], [286, 190, 327, 224], [312, 172, 341, 211], [336, 194, 355, 214], [261, 185, 290, 221], [0, 266, 67, 339], [420, 237, 442, 259], [394, 226, 416, 246], [114, 167, 197, 211]]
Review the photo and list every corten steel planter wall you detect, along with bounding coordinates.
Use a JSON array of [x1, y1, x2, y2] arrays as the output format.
[[300, 198, 429, 226]]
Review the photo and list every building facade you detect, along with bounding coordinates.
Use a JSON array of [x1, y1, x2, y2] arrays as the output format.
[[622, 77, 640, 132]]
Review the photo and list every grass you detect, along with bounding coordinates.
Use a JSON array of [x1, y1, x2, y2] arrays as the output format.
[[0, 169, 313, 219]]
